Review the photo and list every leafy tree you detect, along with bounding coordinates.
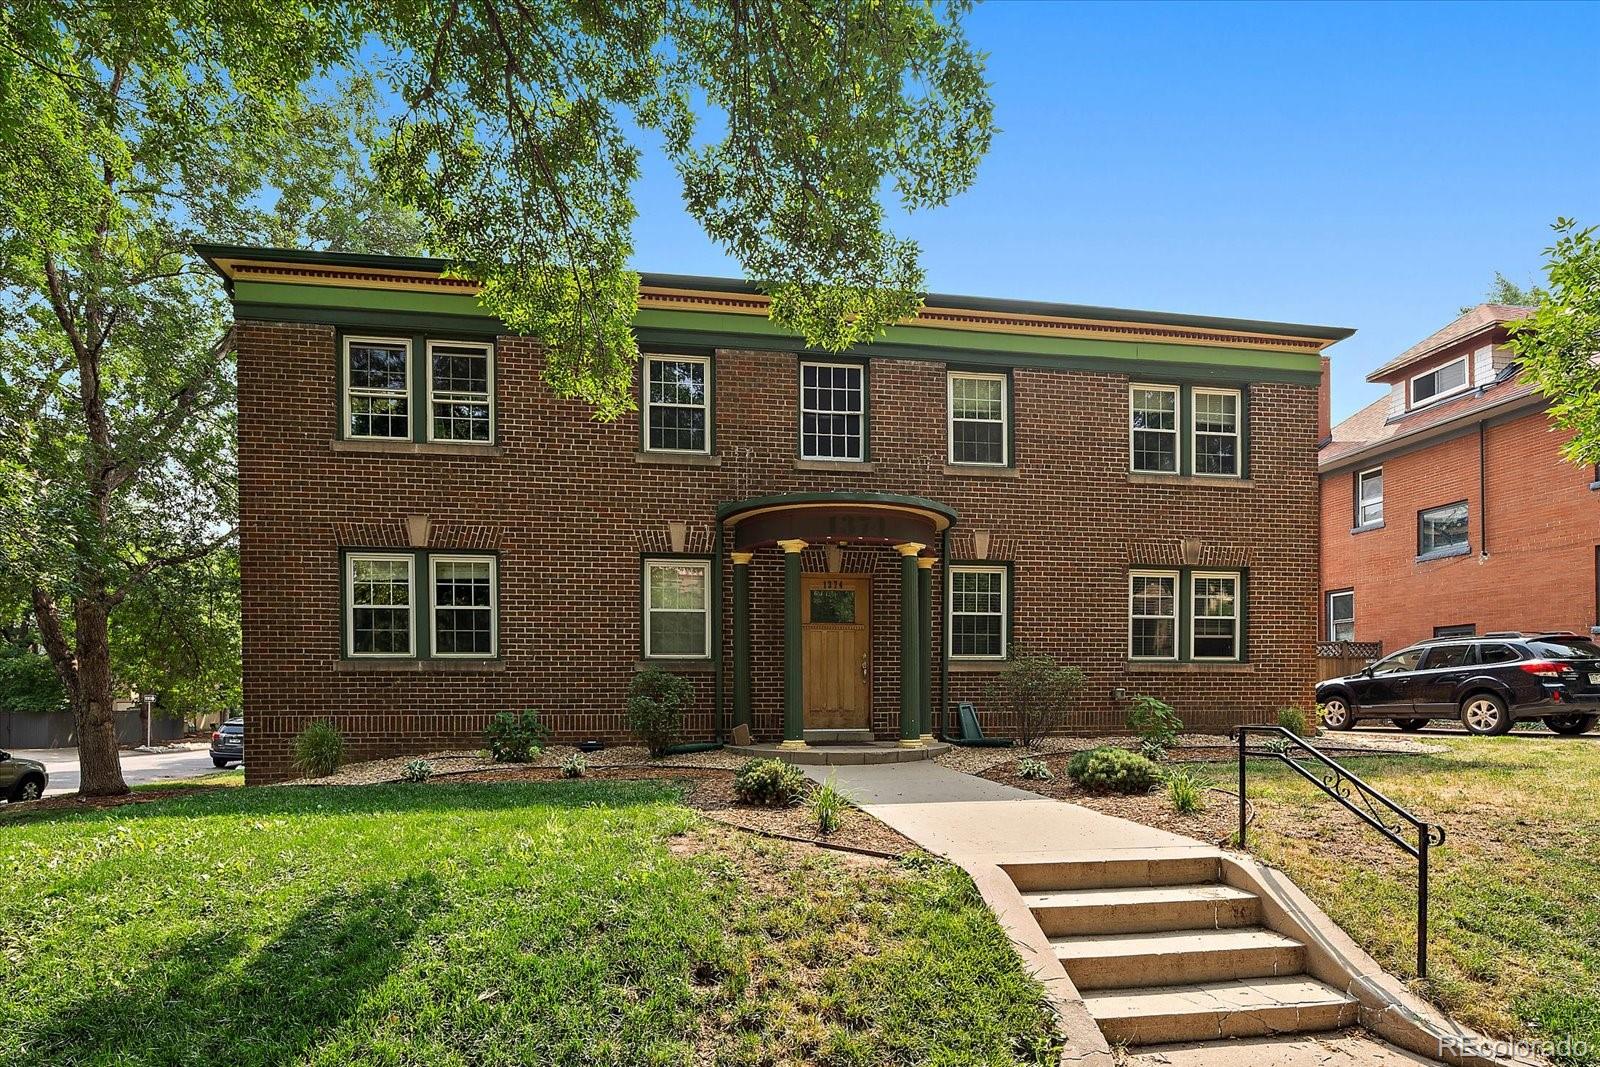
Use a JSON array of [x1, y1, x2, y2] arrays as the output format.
[[1462, 272, 1548, 313], [110, 550, 242, 725], [1505, 220, 1600, 468]]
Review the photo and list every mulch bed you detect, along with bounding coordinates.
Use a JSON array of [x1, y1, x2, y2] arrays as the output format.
[[0, 785, 217, 820]]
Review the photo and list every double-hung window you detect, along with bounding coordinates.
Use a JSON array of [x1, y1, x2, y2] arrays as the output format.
[[800, 362, 865, 460], [1409, 357, 1469, 407], [1356, 467, 1383, 527], [1129, 569, 1244, 661], [431, 556, 497, 656], [1418, 501, 1469, 557], [1130, 385, 1180, 473], [345, 337, 411, 440], [644, 558, 711, 658], [948, 372, 1008, 466], [345, 551, 498, 659], [949, 565, 1007, 659], [347, 553, 416, 657], [1190, 572, 1240, 660], [427, 341, 493, 443], [644, 355, 711, 453], [1192, 388, 1241, 477], [1327, 590, 1355, 642], [1129, 571, 1178, 659]]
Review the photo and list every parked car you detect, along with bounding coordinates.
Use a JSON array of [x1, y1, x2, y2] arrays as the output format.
[[1317, 633, 1600, 736], [0, 750, 48, 802], [210, 718, 244, 768]]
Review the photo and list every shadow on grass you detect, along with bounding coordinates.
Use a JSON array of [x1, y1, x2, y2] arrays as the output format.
[[20, 877, 441, 1066]]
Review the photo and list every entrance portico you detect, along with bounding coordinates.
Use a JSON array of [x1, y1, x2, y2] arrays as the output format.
[[718, 492, 957, 752]]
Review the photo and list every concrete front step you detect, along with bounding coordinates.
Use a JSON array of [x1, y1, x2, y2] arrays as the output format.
[[1053, 927, 1306, 990], [1024, 883, 1261, 936], [1003, 853, 1224, 893], [1082, 975, 1359, 1046], [802, 728, 874, 744]]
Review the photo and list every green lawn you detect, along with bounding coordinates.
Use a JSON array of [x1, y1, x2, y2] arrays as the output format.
[[1190, 736, 1599, 1065], [0, 779, 1059, 1067]]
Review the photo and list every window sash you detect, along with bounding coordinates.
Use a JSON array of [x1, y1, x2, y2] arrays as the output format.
[[1191, 388, 1241, 477], [644, 559, 711, 658], [644, 355, 711, 454], [344, 337, 412, 441], [429, 555, 497, 658], [1356, 467, 1383, 526], [947, 373, 1008, 466], [1129, 385, 1180, 473], [949, 566, 1007, 659], [1190, 572, 1240, 660], [1409, 357, 1469, 406], [1327, 591, 1355, 642], [347, 553, 415, 657], [800, 362, 865, 460], [426, 341, 494, 443], [1418, 501, 1469, 555], [1128, 570, 1178, 660]]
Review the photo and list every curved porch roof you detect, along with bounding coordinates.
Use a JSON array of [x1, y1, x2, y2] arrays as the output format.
[[717, 492, 957, 552]]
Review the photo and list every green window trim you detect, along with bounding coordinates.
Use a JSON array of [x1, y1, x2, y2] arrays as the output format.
[[640, 554, 715, 661], [335, 329, 499, 446], [1128, 566, 1249, 664], [1128, 382, 1252, 479], [946, 560, 1014, 661], [340, 547, 501, 661]]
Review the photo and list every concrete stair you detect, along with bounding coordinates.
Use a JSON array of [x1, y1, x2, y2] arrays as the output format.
[[1014, 855, 1357, 1047]]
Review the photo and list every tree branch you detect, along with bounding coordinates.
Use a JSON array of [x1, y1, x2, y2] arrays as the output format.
[[105, 526, 238, 610]]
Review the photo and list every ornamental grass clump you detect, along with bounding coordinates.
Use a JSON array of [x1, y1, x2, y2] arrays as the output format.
[[808, 777, 848, 835], [1277, 706, 1314, 738], [1165, 769, 1206, 815], [292, 719, 344, 778], [733, 758, 807, 807], [1065, 746, 1160, 795]]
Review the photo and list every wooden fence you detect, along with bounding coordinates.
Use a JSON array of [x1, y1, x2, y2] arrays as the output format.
[[1315, 641, 1382, 681]]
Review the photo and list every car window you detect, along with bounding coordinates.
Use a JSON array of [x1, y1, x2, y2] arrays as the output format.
[[1371, 649, 1423, 675], [1528, 638, 1600, 659], [1422, 643, 1473, 669], [1477, 643, 1521, 665]]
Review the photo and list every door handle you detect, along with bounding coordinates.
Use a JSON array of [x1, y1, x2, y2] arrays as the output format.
[[861, 655, 868, 680]]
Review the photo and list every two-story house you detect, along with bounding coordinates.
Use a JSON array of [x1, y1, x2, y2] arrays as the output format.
[[200, 245, 1351, 782], [1319, 304, 1600, 653]]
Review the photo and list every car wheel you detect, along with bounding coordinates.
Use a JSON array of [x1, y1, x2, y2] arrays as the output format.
[[1322, 697, 1355, 731], [1392, 718, 1428, 732], [1544, 713, 1598, 736], [9, 777, 43, 802], [1461, 693, 1513, 736], [212, 757, 231, 768]]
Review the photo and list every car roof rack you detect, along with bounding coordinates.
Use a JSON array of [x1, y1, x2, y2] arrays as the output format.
[[1480, 631, 1585, 640]]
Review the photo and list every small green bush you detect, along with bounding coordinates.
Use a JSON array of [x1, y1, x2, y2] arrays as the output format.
[[1165, 769, 1206, 815], [293, 719, 344, 778], [1137, 736, 1168, 762], [733, 758, 807, 807], [1066, 746, 1161, 794], [808, 777, 847, 835], [1016, 756, 1053, 781], [1277, 706, 1313, 738], [626, 668, 694, 758], [561, 753, 587, 779], [485, 710, 549, 763], [1127, 695, 1183, 756], [402, 758, 433, 783]]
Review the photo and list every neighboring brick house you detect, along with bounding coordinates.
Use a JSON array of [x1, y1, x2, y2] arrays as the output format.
[[1319, 304, 1600, 653], [200, 245, 1351, 782]]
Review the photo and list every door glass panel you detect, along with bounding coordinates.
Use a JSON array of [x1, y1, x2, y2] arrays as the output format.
[[810, 588, 856, 624], [1422, 643, 1472, 670], [1371, 649, 1423, 675]]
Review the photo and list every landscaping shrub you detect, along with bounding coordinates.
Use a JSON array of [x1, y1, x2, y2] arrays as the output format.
[[1127, 695, 1182, 758], [485, 710, 549, 763], [733, 758, 807, 807], [561, 753, 587, 779], [1165, 769, 1206, 815], [989, 646, 1086, 746], [626, 668, 694, 757], [808, 777, 847, 834], [402, 758, 433, 783], [1277, 706, 1314, 737], [1066, 746, 1160, 794], [1016, 756, 1053, 782], [292, 719, 344, 778]]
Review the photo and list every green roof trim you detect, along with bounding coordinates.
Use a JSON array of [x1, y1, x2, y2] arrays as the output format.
[[716, 491, 958, 526]]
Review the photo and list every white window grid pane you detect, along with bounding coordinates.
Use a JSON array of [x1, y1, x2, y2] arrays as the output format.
[[1357, 469, 1383, 525], [432, 557, 495, 657], [347, 340, 410, 439], [1412, 358, 1468, 404], [646, 561, 710, 657], [1191, 574, 1239, 659], [1130, 386, 1179, 472], [646, 357, 710, 452], [950, 568, 1005, 658], [349, 555, 413, 656], [1193, 390, 1240, 476], [950, 374, 1007, 464], [429, 343, 493, 443], [801, 363, 864, 459], [1129, 573, 1178, 659]]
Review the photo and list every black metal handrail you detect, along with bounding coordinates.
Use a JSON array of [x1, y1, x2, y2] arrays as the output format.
[[1229, 724, 1446, 978]]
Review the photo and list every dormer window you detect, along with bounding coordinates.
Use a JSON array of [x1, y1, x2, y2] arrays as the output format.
[[1409, 357, 1469, 408]]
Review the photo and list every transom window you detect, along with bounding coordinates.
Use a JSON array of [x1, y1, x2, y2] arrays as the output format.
[[1191, 572, 1240, 660], [431, 556, 497, 656], [1327, 590, 1354, 642], [949, 566, 1007, 659], [1129, 571, 1178, 659], [347, 554, 415, 656], [428, 341, 493, 443], [1418, 501, 1469, 556], [800, 362, 865, 460], [345, 337, 410, 440], [644, 559, 711, 658], [645, 355, 710, 453], [1130, 385, 1180, 473], [1192, 388, 1241, 477], [1410, 357, 1469, 407], [948, 372, 1008, 466], [1356, 467, 1383, 527]]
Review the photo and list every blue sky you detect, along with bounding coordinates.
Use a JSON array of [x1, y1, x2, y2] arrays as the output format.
[[624, 1, 1600, 422]]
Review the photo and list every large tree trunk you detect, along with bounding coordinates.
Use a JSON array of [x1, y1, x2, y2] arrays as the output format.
[[73, 599, 128, 796]]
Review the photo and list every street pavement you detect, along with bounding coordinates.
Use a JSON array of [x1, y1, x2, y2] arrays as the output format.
[[10, 743, 228, 797]]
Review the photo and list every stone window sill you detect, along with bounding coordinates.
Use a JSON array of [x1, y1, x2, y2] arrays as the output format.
[[635, 450, 721, 467], [635, 659, 715, 673], [942, 464, 1021, 479], [948, 659, 1009, 673], [1350, 521, 1385, 535], [333, 658, 505, 673], [331, 439, 504, 458], [1124, 660, 1254, 673], [793, 458, 877, 473], [1128, 473, 1254, 489], [1416, 544, 1471, 564]]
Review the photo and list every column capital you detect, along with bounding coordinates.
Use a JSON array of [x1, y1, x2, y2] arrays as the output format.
[[916, 556, 936, 569], [894, 542, 927, 557], [730, 551, 754, 565], [776, 538, 809, 554]]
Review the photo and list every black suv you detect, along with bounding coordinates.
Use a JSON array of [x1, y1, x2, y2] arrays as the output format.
[[1316, 633, 1600, 736], [210, 718, 244, 768]]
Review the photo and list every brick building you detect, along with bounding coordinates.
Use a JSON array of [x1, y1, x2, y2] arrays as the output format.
[[200, 245, 1351, 782], [1319, 304, 1600, 653]]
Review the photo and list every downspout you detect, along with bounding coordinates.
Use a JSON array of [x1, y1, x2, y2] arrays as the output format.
[[1478, 422, 1489, 559], [713, 523, 725, 742], [939, 526, 951, 740]]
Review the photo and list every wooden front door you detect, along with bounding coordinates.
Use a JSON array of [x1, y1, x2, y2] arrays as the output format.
[[802, 574, 871, 730]]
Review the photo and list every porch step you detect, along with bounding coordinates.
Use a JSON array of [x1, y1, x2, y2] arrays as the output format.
[[1004, 854, 1224, 893], [802, 729, 874, 744], [1081, 975, 1358, 1045], [1024, 883, 1260, 936], [1053, 927, 1306, 990]]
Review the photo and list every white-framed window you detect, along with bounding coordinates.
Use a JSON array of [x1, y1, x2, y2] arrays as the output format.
[[430, 555, 497, 657], [1191, 387, 1241, 477], [346, 553, 415, 657], [1409, 357, 1469, 407], [644, 354, 711, 453], [1191, 572, 1241, 660], [1327, 590, 1355, 642], [427, 340, 494, 443], [1128, 570, 1178, 660], [1356, 466, 1383, 527], [1129, 384, 1180, 473], [949, 565, 1007, 659], [344, 336, 411, 440], [800, 361, 865, 460], [948, 372, 1008, 466], [644, 558, 711, 658]]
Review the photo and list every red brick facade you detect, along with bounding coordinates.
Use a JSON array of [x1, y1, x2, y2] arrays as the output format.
[[237, 312, 1327, 783]]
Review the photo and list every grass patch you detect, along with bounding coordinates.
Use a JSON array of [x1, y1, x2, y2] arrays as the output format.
[[132, 769, 246, 792], [1189, 736, 1599, 1064], [0, 779, 1058, 1065]]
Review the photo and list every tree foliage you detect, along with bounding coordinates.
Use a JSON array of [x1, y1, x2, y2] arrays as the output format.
[[1464, 272, 1548, 314], [1507, 219, 1600, 468]]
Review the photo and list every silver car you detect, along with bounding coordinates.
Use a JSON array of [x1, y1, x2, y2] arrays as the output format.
[[0, 750, 48, 802]]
